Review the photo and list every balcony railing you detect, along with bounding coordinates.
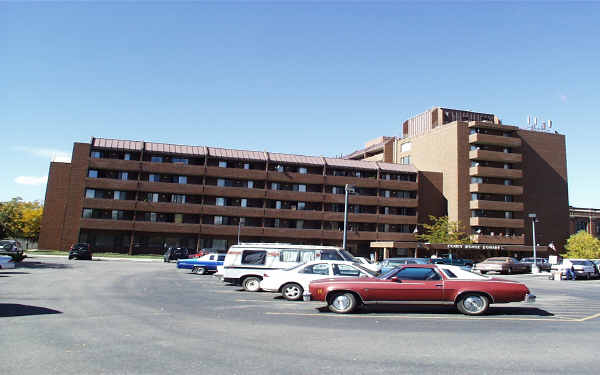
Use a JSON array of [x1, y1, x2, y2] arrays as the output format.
[[469, 200, 524, 212], [470, 217, 525, 228], [469, 166, 522, 179], [469, 133, 522, 147], [469, 150, 522, 164], [470, 234, 525, 245]]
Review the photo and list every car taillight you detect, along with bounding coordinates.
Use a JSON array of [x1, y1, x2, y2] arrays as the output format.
[[263, 273, 269, 277]]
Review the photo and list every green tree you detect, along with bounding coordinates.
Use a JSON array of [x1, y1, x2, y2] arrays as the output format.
[[564, 230, 600, 259], [416, 215, 472, 244]]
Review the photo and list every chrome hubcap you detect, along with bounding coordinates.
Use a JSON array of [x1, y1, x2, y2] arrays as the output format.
[[246, 279, 259, 291], [463, 296, 484, 313], [332, 295, 351, 310], [284, 286, 301, 298]]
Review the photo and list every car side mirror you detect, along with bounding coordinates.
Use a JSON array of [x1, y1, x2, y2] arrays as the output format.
[[390, 277, 400, 282]]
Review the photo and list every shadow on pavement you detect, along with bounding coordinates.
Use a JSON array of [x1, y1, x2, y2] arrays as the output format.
[[317, 304, 554, 317], [17, 261, 72, 269], [0, 304, 62, 318], [0, 272, 31, 275]]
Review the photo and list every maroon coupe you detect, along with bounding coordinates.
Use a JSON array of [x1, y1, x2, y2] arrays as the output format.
[[308, 264, 535, 315]]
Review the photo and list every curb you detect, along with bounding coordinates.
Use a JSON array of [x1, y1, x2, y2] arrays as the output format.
[[25, 254, 163, 263]]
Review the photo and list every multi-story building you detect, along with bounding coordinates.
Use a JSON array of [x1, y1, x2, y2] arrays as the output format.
[[569, 206, 600, 238], [39, 138, 419, 257], [346, 107, 570, 255]]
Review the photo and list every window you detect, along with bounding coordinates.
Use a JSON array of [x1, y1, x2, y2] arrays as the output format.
[[505, 211, 513, 219], [276, 164, 284, 172], [247, 180, 254, 189], [82, 208, 92, 218], [218, 161, 227, 168], [298, 167, 307, 174], [150, 212, 157, 222], [174, 214, 183, 224], [280, 250, 299, 262], [296, 184, 306, 192], [114, 191, 121, 200], [471, 177, 483, 184], [243, 163, 250, 170], [216, 197, 225, 206], [88, 170, 98, 178], [241, 250, 266, 265], [112, 210, 119, 220], [218, 255, 226, 261], [300, 250, 316, 262], [301, 263, 329, 275], [393, 267, 440, 281], [172, 194, 186, 204], [124, 153, 131, 160], [442, 269, 457, 278], [400, 142, 411, 152], [297, 202, 306, 210], [91, 151, 101, 158], [504, 179, 512, 186], [149, 174, 159, 182], [85, 189, 95, 198], [217, 178, 225, 187], [275, 201, 282, 209], [178, 176, 187, 184], [400, 156, 410, 165], [214, 216, 223, 225], [333, 264, 361, 277], [321, 250, 343, 260], [241, 199, 247, 208], [172, 158, 188, 164], [151, 156, 163, 163], [271, 182, 279, 190]]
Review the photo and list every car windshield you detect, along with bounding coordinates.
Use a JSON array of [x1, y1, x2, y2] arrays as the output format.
[[378, 267, 401, 279], [351, 263, 377, 276], [339, 250, 355, 261], [0, 240, 13, 249], [485, 258, 507, 263]]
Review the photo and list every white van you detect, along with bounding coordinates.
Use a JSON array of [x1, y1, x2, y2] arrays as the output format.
[[222, 243, 355, 291]]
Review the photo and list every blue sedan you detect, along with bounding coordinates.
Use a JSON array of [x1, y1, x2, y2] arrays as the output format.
[[177, 253, 225, 275]]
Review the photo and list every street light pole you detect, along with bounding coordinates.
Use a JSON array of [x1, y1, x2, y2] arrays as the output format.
[[342, 184, 355, 250], [528, 213, 539, 273], [237, 219, 242, 245]]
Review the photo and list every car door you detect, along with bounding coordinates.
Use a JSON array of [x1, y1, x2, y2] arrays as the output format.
[[378, 267, 444, 302]]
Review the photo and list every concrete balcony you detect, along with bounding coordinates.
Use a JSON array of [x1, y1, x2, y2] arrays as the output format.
[[469, 166, 522, 179], [469, 133, 522, 148], [470, 217, 525, 229], [469, 200, 524, 212], [470, 183, 523, 196], [471, 234, 525, 245], [469, 150, 522, 164]]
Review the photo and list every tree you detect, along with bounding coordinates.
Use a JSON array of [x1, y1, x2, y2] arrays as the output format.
[[564, 230, 600, 259], [415, 215, 472, 244], [0, 197, 44, 241]]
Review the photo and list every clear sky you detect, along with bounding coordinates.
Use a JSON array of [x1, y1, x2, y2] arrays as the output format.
[[1, 1, 598, 207]]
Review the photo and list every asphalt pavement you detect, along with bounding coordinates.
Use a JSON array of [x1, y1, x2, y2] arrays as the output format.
[[1, 256, 599, 375]]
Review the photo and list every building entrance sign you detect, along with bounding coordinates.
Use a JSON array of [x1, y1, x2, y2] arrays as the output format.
[[447, 244, 502, 251]]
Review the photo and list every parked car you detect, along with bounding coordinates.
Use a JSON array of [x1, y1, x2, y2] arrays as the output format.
[[0, 255, 16, 269], [68, 243, 92, 260], [260, 260, 376, 301], [163, 247, 192, 263], [222, 243, 355, 292], [177, 253, 225, 274], [379, 258, 429, 274], [592, 260, 600, 273], [520, 257, 551, 272], [0, 239, 24, 261], [551, 259, 597, 280], [307, 264, 535, 316], [352, 257, 381, 273], [473, 257, 529, 274]]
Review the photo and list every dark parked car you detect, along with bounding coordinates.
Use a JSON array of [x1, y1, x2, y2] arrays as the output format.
[[429, 257, 474, 267], [520, 257, 551, 272], [0, 239, 24, 261], [163, 247, 192, 263], [69, 243, 92, 260], [473, 257, 530, 274]]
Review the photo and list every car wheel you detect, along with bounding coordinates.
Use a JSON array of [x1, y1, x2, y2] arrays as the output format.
[[328, 292, 357, 314], [457, 293, 489, 316], [586, 273, 591, 280], [479, 271, 487, 275], [192, 266, 207, 275], [68, 255, 74, 260], [281, 283, 303, 301], [242, 277, 261, 292]]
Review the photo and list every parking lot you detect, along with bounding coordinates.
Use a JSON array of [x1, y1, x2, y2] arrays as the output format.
[[2, 256, 600, 374]]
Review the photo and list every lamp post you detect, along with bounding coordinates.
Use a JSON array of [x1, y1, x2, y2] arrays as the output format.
[[342, 184, 356, 250], [528, 213, 539, 273], [237, 219, 242, 245], [413, 226, 419, 257]]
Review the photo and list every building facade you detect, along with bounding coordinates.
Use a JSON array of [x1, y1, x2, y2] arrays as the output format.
[[39, 138, 419, 256], [569, 206, 600, 238], [346, 107, 570, 255]]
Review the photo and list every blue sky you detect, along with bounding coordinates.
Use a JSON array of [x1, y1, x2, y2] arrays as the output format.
[[1, 2, 598, 207]]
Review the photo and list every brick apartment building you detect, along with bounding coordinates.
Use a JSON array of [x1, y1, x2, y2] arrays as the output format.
[[346, 107, 570, 255], [569, 206, 600, 238], [39, 138, 420, 257]]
